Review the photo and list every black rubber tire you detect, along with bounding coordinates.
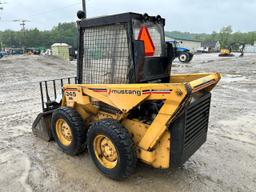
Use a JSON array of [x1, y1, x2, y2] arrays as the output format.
[[187, 53, 194, 62], [178, 53, 188, 63], [51, 107, 86, 156], [87, 119, 137, 180]]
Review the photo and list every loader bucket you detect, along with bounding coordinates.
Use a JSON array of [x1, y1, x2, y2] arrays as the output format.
[[32, 110, 54, 141], [32, 77, 77, 141]]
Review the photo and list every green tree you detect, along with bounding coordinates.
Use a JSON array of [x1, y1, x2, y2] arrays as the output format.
[[218, 26, 233, 48]]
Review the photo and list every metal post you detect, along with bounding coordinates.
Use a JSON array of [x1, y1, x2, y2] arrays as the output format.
[[82, 0, 87, 18]]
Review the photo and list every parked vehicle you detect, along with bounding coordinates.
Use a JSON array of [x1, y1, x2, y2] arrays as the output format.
[[32, 12, 220, 180], [167, 40, 194, 63], [219, 48, 234, 57], [0, 51, 7, 59], [26, 48, 41, 55], [69, 47, 78, 60]]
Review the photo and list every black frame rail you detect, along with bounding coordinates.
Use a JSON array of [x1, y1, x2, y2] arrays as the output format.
[[39, 77, 78, 112]]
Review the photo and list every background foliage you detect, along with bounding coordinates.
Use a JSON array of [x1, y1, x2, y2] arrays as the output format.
[[1, 23, 256, 50], [167, 26, 256, 50], [0, 22, 78, 50]]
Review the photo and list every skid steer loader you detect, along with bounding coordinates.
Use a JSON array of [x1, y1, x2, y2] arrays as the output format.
[[32, 12, 221, 180]]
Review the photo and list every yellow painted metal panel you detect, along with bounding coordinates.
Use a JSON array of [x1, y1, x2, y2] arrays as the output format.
[[61, 72, 221, 168]]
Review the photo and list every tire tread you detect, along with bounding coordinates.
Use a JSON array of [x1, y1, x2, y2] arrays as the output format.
[[51, 107, 86, 155], [87, 119, 137, 180]]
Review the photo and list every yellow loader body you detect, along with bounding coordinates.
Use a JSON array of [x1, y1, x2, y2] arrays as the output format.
[[32, 12, 221, 180], [61, 73, 220, 168], [219, 48, 234, 57]]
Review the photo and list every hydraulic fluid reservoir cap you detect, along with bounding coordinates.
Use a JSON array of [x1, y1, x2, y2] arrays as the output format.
[[137, 26, 155, 56]]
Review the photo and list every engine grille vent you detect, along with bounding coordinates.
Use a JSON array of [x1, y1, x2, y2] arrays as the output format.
[[184, 94, 211, 152], [170, 92, 211, 167]]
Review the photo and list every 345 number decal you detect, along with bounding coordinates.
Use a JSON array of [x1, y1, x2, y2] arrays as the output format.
[[66, 91, 76, 100]]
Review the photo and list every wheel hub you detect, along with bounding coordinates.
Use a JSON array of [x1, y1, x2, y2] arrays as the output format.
[[94, 135, 118, 169], [180, 55, 187, 62], [56, 119, 73, 146]]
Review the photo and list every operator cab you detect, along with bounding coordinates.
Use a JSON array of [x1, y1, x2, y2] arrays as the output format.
[[76, 12, 175, 84]]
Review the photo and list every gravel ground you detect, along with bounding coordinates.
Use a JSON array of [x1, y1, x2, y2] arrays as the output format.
[[0, 53, 255, 192]]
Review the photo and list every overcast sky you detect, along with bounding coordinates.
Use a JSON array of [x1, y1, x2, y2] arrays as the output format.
[[0, 0, 255, 33]]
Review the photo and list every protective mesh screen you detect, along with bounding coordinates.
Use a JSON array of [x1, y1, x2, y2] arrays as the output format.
[[83, 24, 130, 84]]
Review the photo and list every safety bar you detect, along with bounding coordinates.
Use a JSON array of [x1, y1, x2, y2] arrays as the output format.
[[39, 77, 78, 112]]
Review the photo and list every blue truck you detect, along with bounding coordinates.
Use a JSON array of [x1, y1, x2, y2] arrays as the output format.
[[167, 40, 194, 63]]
